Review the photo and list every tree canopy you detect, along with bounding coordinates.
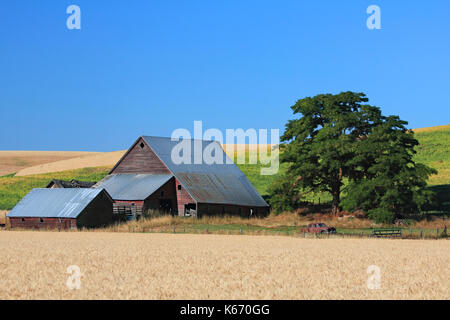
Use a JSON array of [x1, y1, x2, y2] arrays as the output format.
[[271, 91, 436, 222]]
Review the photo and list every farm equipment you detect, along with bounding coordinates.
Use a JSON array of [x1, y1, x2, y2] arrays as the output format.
[[371, 228, 402, 238]]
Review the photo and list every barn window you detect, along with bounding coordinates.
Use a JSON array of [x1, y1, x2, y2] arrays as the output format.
[[139, 142, 145, 149], [21, 218, 25, 222], [160, 191, 164, 197], [40, 218, 44, 223], [177, 185, 182, 191]]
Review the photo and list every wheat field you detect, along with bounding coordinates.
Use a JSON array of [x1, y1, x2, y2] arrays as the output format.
[[0, 231, 448, 300]]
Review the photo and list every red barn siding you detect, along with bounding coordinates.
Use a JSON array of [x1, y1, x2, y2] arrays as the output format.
[[145, 178, 177, 214], [9, 217, 76, 230], [111, 138, 171, 175], [175, 178, 196, 216]]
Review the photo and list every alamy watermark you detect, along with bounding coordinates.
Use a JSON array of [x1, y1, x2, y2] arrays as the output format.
[[366, 5, 381, 30], [66, 265, 81, 290], [170, 121, 280, 175], [66, 5, 81, 30], [366, 265, 381, 290]]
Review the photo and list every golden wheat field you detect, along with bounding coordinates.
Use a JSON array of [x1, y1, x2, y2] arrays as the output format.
[[0, 151, 99, 176], [0, 231, 448, 300]]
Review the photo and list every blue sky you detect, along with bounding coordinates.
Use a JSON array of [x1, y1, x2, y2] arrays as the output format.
[[1, 1, 449, 151]]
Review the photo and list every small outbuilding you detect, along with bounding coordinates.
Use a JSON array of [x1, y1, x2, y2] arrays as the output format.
[[7, 188, 114, 230], [46, 179, 96, 189]]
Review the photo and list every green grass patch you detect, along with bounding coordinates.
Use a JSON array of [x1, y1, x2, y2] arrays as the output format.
[[0, 167, 109, 210], [414, 127, 450, 185]]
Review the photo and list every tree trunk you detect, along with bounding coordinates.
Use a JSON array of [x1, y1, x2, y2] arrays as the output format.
[[331, 169, 342, 216], [331, 189, 340, 216]]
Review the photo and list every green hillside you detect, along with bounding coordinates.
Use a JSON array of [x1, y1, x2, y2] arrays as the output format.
[[0, 125, 448, 211], [414, 125, 450, 185], [0, 167, 109, 210]]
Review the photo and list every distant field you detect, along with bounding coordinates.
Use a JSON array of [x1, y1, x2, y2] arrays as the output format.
[[0, 151, 98, 177], [14, 150, 126, 177], [0, 232, 447, 299]]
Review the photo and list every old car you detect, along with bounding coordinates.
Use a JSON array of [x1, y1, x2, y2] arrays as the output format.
[[301, 223, 336, 234]]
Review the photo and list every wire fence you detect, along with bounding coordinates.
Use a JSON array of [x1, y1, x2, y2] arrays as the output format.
[[127, 225, 448, 240]]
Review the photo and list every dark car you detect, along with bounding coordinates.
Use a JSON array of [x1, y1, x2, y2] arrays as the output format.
[[301, 223, 336, 234]]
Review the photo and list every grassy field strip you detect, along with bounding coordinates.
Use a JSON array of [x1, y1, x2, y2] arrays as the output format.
[[0, 232, 447, 300]]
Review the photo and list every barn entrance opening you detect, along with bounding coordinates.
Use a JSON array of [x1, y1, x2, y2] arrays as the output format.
[[184, 203, 197, 217]]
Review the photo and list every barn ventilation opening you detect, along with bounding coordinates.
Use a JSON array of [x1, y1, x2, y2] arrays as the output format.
[[139, 142, 145, 149]]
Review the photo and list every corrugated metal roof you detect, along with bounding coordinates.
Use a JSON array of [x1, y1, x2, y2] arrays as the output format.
[[142, 136, 268, 207], [7, 188, 105, 218], [94, 174, 173, 200]]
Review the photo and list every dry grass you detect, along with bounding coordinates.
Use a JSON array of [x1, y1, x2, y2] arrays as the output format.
[[0, 211, 7, 225], [15, 151, 126, 176], [0, 231, 447, 300], [0, 151, 98, 176], [413, 124, 450, 133], [98, 212, 446, 234]]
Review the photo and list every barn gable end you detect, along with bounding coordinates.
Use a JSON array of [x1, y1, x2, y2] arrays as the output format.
[[110, 137, 171, 175]]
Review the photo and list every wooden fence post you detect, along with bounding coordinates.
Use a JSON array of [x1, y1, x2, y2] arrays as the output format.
[[420, 229, 423, 239], [436, 228, 439, 239]]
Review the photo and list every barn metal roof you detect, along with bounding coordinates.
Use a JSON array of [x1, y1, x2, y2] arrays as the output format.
[[7, 188, 106, 218], [142, 136, 268, 207], [94, 174, 173, 201]]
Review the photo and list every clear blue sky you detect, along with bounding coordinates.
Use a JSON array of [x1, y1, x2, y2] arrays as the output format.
[[1, 1, 449, 151]]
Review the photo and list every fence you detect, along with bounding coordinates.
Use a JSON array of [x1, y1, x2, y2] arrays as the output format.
[[126, 225, 448, 240]]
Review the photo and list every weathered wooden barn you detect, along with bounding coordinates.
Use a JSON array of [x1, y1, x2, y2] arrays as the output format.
[[46, 179, 96, 188], [96, 136, 269, 218], [7, 188, 114, 230]]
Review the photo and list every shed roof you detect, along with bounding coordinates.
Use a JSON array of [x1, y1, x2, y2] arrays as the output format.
[[94, 174, 173, 201], [7, 188, 107, 218], [141, 136, 268, 207]]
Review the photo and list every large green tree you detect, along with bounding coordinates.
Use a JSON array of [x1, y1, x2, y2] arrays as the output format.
[[275, 91, 435, 217], [279, 92, 382, 214]]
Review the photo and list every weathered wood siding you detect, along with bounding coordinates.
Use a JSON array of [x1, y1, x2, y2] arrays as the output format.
[[111, 138, 171, 174], [175, 178, 196, 216], [113, 200, 144, 218], [145, 178, 177, 214], [9, 217, 76, 230]]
